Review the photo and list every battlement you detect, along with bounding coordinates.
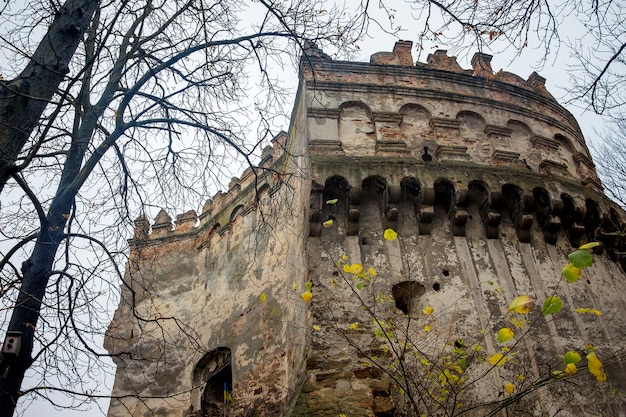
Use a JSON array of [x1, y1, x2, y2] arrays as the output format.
[[302, 41, 599, 190], [130, 131, 288, 245], [108, 42, 626, 417]]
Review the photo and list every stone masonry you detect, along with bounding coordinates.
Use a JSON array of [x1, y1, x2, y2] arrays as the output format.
[[105, 42, 626, 416]]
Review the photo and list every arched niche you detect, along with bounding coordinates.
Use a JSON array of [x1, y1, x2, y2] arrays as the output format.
[[560, 193, 584, 247], [468, 180, 489, 221], [507, 120, 533, 159], [397, 176, 422, 235], [533, 187, 559, 244], [457, 111, 487, 158], [229, 205, 245, 223], [359, 176, 388, 242], [339, 101, 375, 156], [433, 178, 455, 214], [320, 175, 351, 239], [584, 198, 601, 242], [399, 104, 431, 147], [503, 183, 533, 242], [255, 183, 270, 202], [501, 184, 524, 222], [192, 347, 233, 417]]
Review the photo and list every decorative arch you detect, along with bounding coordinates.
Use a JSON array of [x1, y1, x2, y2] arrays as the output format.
[[321, 175, 351, 237], [229, 205, 245, 223], [533, 187, 559, 244], [397, 176, 421, 235], [584, 198, 601, 241], [339, 101, 376, 156], [560, 193, 584, 247], [433, 178, 455, 213], [399, 104, 431, 135], [507, 120, 533, 157], [255, 183, 271, 202], [457, 111, 487, 159], [359, 176, 388, 242]]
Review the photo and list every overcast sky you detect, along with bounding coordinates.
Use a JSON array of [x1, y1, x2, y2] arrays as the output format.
[[8, 2, 618, 416]]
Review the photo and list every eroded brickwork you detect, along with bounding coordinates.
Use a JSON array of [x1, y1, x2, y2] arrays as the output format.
[[106, 42, 626, 416]]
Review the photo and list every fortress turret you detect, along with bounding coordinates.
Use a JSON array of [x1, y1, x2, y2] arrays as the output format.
[[106, 42, 626, 417]]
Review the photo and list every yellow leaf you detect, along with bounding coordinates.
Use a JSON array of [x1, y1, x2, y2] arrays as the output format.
[[383, 228, 398, 241], [420, 358, 433, 366], [443, 369, 460, 384], [423, 325, 432, 332], [488, 353, 507, 366], [259, 293, 267, 302], [510, 317, 525, 329], [326, 198, 338, 205], [575, 308, 602, 316], [579, 242, 600, 250], [497, 328, 515, 343], [323, 219, 334, 228], [508, 295, 535, 314], [349, 322, 359, 331], [565, 363, 577, 375], [587, 352, 607, 382], [301, 291, 313, 303], [504, 382, 514, 394], [341, 254, 348, 260], [562, 262, 582, 283], [347, 263, 363, 275], [312, 325, 321, 331], [292, 282, 298, 292], [515, 374, 526, 381], [368, 267, 377, 277], [422, 305, 434, 315], [330, 277, 337, 287]]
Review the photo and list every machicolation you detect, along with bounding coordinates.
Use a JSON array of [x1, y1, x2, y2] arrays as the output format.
[[106, 41, 626, 417]]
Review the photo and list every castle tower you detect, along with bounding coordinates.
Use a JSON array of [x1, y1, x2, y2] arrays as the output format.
[[105, 42, 626, 416]]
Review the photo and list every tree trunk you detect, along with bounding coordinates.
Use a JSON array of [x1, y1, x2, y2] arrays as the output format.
[[0, 202, 72, 416], [0, 0, 100, 193]]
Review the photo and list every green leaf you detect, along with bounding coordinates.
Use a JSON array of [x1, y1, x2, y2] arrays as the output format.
[[568, 249, 593, 268], [356, 281, 365, 290], [564, 351, 582, 365], [325, 198, 338, 205], [579, 242, 600, 250], [305, 281, 313, 291], [542, 296, 563, 316], [497, 328, 515, 343], [259, 293, 267, 302], [562, 263, 581, 283]]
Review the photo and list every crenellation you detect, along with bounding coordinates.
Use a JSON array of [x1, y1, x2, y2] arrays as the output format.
[[108, 41, 626, 417], [470, 52, 494, 77], [426, 49, 469, 74]]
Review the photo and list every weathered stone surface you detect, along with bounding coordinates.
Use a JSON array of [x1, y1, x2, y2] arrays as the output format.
[[106, 42, 626, 416]]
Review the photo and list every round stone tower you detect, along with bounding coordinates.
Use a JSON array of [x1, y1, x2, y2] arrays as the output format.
[[106, 42, 626, 417]]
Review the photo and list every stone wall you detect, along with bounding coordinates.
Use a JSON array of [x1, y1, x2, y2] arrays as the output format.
[[106, 41, 626, 416]]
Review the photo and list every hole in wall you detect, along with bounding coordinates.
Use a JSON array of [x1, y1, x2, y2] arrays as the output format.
[[332, 270, 339, 277], [361, 237, 368, 245], [442, 269, 449, 276], [433, 282, 441, 292], [392, 281, 426, 314], [587, 279, 591, 285], [193, 347, 232, 416]]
